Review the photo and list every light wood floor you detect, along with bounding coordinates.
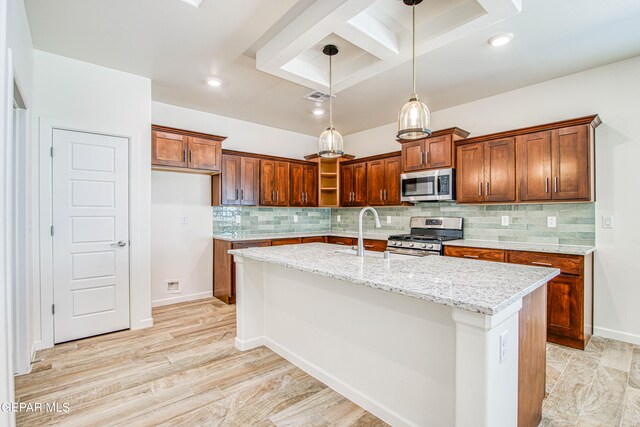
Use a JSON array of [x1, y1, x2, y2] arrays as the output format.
[[14, 298, 640, 426]]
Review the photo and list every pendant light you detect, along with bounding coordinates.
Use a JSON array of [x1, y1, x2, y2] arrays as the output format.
[[397, 0, 431, 140], [318, 44, 344, 158]]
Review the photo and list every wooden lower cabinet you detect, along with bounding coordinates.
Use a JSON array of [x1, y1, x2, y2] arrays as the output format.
[[444, 245, 593, 350], [301, 236, 327, 243], [327, 236, 354, 246], [271, 238, 301, 246]]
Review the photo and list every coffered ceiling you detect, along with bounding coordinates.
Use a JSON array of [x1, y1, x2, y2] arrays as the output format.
[[24, 0, 640, 136]]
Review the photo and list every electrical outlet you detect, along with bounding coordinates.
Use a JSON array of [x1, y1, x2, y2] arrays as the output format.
[[602, 216, 614, 228], [547, 216, 557, 228], [337, 215, 341, 222], [501, 216, 510, 226], [387, 216, 392, 224], [293, 214, 298, 223], [500, 331, 509, 363], [235, 215, 241, 224], [180, 216, 188, 225], [166, 280, 181, 294]]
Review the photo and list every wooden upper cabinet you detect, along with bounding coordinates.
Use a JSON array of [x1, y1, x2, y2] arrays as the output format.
[[152, 131, 187, 167], [152, 126, 226, 173], [367, 156, 402, 205], [221, 155, 242, 205], [187, 137, 221, 172], [290, 163, 317, 207], [367, 160, 386, 205], [341, 162, 367, 206], [240, 157, 259, 206], [552, 125, 590, 200], [456, 142, 485, 203], [303, 164, 318, 206], [341, 164, 354, 206], [400, 128, 469, 173], [517, 131, 552, 201], [384, 157, 402, 205], [290, 163, 304, 206], [484, 138, 516, 202], [261, 160, 289, 206]]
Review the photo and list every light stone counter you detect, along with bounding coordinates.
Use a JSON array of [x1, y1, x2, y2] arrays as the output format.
[[229, 242, 559, 316], [213, 231, 392, 242], [443, 239, 595, 256]]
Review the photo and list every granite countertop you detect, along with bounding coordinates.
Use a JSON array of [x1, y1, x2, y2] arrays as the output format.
[[229, 243, 560, 316], [443, 239, 595, 256], [213, 231, 392, 242]]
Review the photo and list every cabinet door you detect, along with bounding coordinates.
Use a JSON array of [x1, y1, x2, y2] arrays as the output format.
[[221, 155, 241, 205], [401, 140, 425, 172], [303, 164, 318, 206], [517, 131, 552, 201], [426, 135, 453, 169], [443, 246, 506, 262], [367, 160, 386, 205], [260, 160, 276, 205], [484, 138, 516, 202], [301, 236, 326, 243], [152, 131, 187, 167], [353, 162, 368, 206], [290, 163, 305, 206], [187, 137, 221, 171], [271, 238, 302, 246], [456, 142, 485, 203], [552, 125, 589, 200], [547, 275, 583, 340], [341, 164, 354, 206], [240, 157, 259, 206], [274, 161, 290, 206], [384, 157, 402, 205]]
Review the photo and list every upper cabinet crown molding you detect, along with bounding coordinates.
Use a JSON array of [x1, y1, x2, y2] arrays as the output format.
[[396, 127, 471, 144], [151, 124, 227, 142]]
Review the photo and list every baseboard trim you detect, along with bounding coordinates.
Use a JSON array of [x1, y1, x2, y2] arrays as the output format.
[[151, 291, 213, 308], [235, 336, 264, 351], [264, 337, 416, 427], [594, 326, 640, 345], [131, 317, 154, 330]]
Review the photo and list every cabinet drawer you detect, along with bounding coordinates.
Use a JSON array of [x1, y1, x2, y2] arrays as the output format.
[[231, 241, 270, 250], [362, 239, 387, 252], [301, 236, 327, 244], [271, 238, 302, 246], [444, 246, 506, 262], [507, 251, 583, 276], [328, 236, 355, 246]]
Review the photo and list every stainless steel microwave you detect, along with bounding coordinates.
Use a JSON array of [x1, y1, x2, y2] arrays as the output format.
[[400, 168, 456, 202]]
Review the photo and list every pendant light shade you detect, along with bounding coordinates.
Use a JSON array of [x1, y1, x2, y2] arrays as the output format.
[[319, 44, 344, 158], [397, 0, 431, 140]]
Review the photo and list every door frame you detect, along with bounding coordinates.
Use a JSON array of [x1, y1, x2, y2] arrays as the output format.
[[38, 118, 151, 349]]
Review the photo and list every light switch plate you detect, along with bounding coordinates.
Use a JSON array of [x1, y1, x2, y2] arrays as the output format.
[[547, 216, 557, 228], [602, 216, 614, 228], [501, 216, 510, 226], [235, 215, 241, 224], [500, 331, 509, 363], [337, 215, 341, 222], [387, 216, 392, 224], [293, 214, 299, 223], [180, 216, 188, 225]]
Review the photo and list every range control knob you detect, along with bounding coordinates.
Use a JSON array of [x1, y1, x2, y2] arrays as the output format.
[[408, 243, 414, 248], [420, 243, 427, 249], [390, 241, 397, 246], [397, 242, 403, 247]]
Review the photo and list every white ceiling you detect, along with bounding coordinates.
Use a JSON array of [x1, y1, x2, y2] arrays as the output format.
[[25, 0, 640, 136]]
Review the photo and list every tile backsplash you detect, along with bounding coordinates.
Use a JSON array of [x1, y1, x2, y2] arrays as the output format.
[[332, 203, 595, 246], [212, 206, 331, 234], [213, 203, 595, 246]]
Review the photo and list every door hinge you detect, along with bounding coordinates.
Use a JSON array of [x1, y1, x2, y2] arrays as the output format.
[[50, 147, 53, 157], [50, 225, 54, 236], [52, 304, 55, 315]]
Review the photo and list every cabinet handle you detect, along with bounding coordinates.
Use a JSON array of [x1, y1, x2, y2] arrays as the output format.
[[478, 182, 482, 196], [336, 241, 345, 245], [531, 261, 553, 267], [380, 189, 383, 200], [271, 190, 275, 201], [485, 182, 489, 196], [235, 189, 239, 200], [545, 177, 549, 193], [189, 150, 192, 163], [241, 189, 244, 200], [183, 149, 187, 162], [424, 151, 428, 165], [384, 189, 387, 200], [554, 176, 558, 193], [364, 245, 374, 249], [463, 255, 480, 259]]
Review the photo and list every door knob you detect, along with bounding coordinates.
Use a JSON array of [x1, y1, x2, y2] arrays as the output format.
[[111, 241, 127, 247]]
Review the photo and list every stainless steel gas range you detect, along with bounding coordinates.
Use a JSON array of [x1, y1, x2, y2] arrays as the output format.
[[386, 217, 463, 257]]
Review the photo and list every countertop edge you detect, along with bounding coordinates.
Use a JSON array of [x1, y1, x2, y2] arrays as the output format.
[[442, 239, 595, 256]]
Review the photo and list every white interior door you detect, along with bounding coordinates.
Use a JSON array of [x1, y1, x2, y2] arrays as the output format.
[[52, 129, 130, 343]]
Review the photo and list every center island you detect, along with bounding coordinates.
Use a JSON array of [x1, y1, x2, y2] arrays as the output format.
[[229, 243, 560, 427]]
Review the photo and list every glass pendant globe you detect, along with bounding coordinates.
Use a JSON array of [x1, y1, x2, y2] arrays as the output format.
[[397, 97, 431, 140], [318, 127, 344, 158]]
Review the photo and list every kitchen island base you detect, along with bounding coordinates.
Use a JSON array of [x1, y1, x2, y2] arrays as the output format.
[[234, 256, 546, 427]]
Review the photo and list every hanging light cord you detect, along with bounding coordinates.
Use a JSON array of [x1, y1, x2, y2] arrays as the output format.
[[412, 4, 417, 99], [329, 53, 333, 129]]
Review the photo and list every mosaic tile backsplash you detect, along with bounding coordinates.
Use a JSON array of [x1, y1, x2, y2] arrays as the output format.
[[213, 203, 595, 246], [332, 203, 595, 246], [212, 206, 331, 234]]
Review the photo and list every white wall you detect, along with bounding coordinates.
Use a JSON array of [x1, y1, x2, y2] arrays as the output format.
[[150, 102, 317, 305], [345, 55, 640, 344], [33, 50, 153, 348]]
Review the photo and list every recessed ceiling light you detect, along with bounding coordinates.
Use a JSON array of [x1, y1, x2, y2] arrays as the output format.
[[206, 78, 222, 87], [178, 0, 204, 8], [488, 33, 514, 47], [312, 108, 325, 116]]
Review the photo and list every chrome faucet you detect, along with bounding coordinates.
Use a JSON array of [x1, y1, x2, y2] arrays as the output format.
[[357, 206, 382, 257]]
